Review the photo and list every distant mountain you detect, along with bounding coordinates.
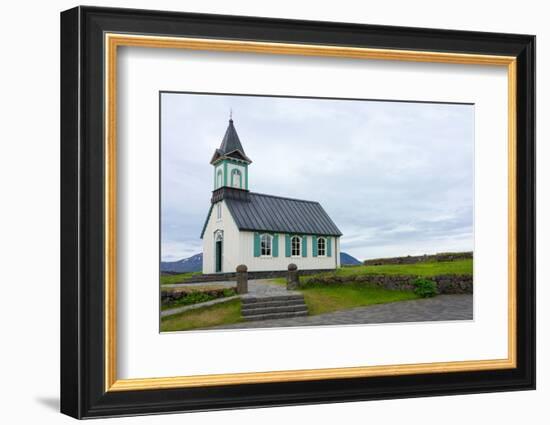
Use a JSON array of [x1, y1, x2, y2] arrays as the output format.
[[161, 253, 203, 273], [340, 252, 361, 266], [161, 251, 360, 273]]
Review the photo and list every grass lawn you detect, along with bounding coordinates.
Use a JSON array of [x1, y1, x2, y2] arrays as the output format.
[[160, 299, 242, 332], [160, 272, 201, 286], [164, 284, 232, 293], [161, 287, 237, 311], [301, 285, 420, 315], [302, 259, 472, 283]]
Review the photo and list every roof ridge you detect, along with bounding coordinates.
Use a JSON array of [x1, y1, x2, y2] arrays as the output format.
[[248, 191, 321, 204]]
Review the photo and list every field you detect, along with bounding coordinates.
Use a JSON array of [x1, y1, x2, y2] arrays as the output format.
[[301, 285, 419, 315], [160, 299, 242, 332], [160, 259, 472, 332], [160, 272, 201, 286], [302, 259, 472, 282]]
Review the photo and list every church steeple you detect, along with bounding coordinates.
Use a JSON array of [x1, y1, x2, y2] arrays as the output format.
[[211, 116, 252, 191]]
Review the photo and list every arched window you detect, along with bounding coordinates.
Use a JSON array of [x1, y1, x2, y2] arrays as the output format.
[[216, 169, 223, 188], [260, 234, 272, 256], [291, 236, 301, 257], [231, 169, 242, 188], [317, 237, 326, 256], [214, 230, 223, 242]]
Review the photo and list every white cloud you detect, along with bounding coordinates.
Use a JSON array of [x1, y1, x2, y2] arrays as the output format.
[[161, 93, 474, 262]]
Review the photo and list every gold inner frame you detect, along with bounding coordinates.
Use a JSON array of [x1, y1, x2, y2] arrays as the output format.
[[104, 33, 517, 392]]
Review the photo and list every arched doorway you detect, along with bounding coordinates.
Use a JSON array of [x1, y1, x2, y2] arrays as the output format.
[[214, 230, 223, 273]]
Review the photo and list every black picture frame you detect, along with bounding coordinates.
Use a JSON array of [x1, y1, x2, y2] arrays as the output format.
[[60, 5, 535, 419]]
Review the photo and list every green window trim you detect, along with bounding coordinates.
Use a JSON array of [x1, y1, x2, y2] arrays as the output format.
[[327, 237, 332, 257], [253, 232, 261, 257], [302, 235, 308, 257], [285, 234, 291, 257], [312, 235, 318, 257], [273, 234, 279, 257]]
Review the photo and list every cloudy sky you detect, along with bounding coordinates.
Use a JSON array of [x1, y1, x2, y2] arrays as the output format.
[[161, 92, 474, 262]]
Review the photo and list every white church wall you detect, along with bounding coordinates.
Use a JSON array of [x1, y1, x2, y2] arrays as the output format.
[[202, 200, 241, 274]]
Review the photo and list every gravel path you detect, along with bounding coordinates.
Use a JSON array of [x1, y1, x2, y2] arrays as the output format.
[[213, 294, 473, 329]]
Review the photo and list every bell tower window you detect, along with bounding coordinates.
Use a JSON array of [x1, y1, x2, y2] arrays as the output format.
[[216, 169, 223, 189], [231, 169, 242, 188]]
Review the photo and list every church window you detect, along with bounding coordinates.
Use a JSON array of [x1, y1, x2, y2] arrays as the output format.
[[216, 203, 222, 220], [260, 234, 272, 256], [291, 236, 301, 257], [317, 237, 326, 256]]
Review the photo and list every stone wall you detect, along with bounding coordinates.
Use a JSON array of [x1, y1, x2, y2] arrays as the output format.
[[161, 287, 237, 304], [305, 274, 473, 294], [363, 251, 473, 266]]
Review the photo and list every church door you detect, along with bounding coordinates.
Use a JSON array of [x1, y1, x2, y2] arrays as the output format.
[[215, 240, 223, 273]]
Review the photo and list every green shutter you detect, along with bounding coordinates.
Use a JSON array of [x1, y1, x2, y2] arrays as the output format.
[[254, 232, 260, 257], [272, 234, 279, 257], [312, 235, 318, 257], [327, 237, 332, 257], [285, 234, 291, 257], [302, 235, 307, 257]]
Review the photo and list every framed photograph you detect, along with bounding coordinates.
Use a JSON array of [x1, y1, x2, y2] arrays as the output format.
[[60, 6, 535, 419]]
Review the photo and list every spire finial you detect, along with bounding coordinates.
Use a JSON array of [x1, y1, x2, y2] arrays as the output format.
[[229, 108, 233, 121]]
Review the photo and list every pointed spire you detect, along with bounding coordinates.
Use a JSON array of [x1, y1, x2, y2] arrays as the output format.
[[210, 116, 252, 164], [220, 119, 244, 154]]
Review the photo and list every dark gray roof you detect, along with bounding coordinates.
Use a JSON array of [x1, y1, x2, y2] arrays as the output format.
[[200, 189, 342, 238], [210, 119, 252, 164]]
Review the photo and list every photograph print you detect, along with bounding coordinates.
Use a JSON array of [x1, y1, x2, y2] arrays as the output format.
[[160, 92, 474, 333]]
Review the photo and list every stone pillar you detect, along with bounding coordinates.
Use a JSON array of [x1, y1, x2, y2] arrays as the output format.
[[236, 264, 248, 294], [287, 263, 300, 290]]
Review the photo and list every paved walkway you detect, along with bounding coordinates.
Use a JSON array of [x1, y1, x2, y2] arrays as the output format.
[[213, 294, 473, 329], [243, 279, 301, 298]]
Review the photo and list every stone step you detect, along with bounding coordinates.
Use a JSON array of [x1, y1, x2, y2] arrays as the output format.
[[241, 294, 304, 304], [242, 310, 309, 322], [242, 304, 308, 316], [241, 299, 306, 310]]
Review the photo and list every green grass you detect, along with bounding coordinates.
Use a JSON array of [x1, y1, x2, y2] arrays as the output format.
[[273, 259, 472, 286], [303, 259, 472, 283], [301, 285, 420, 315], [160, 299, 242, 332], [160, 272, 201, 286], [161, 288, 237, 311]]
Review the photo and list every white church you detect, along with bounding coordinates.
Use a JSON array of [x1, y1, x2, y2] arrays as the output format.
[[201, 117, 342, 274]]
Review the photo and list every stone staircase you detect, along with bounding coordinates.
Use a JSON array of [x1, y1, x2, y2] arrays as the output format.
[[241, 294, 309, 321]]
